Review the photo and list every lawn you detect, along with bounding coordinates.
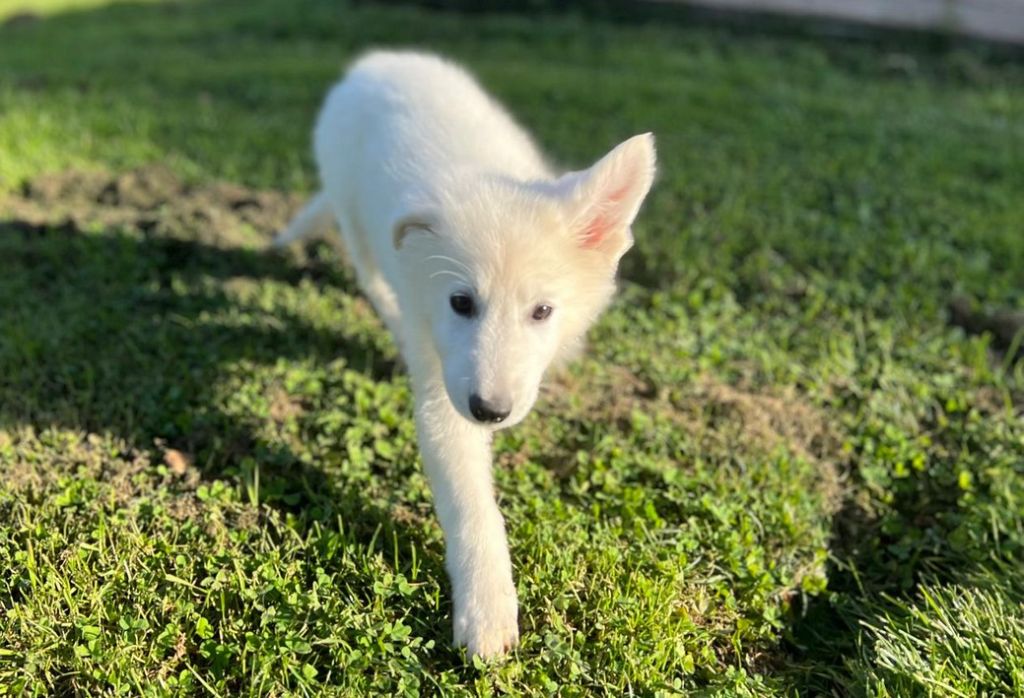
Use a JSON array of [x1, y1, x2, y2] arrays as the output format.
[[0, 0, 1022, 695]]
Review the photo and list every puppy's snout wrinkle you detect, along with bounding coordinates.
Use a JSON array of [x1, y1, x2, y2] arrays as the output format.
[[469, 394, 511, 423]]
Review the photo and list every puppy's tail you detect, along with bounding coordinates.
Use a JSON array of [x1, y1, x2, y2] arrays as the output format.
[[273, 191, 332, 248]]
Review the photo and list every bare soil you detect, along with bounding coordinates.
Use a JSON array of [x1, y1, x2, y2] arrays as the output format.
[[2, 165, 303, 246]]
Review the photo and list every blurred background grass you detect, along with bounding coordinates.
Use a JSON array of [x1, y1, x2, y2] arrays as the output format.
[[2, 0, 1022, 306]]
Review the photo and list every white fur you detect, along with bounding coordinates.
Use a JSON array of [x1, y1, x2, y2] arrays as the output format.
[[277, 51, 656, 658]]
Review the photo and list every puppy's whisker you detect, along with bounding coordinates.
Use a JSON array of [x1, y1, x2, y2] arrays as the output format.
[[425, 254, 473, 276], [430, 269, 470, 283]]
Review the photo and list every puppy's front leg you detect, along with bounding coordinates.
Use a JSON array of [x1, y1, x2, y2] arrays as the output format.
[[413, 378, 518, 658]]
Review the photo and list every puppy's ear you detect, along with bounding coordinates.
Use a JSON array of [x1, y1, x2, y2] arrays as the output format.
[[392, 213, 438, 250], [557, 133, 656, 260]]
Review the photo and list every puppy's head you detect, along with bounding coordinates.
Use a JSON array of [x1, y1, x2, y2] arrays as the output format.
[[396, 134, 656, 429]]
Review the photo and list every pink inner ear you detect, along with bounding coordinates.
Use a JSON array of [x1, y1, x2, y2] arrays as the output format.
[[580, 182, 631, 249], [580, 214, 610, 249]]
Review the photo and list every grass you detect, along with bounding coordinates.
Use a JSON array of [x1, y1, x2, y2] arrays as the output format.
[[0, 0, 1022, 694]]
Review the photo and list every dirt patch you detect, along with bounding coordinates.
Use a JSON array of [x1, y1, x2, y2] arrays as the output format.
[[0, 427, 205, 519], [531, 365, 844, 508], [683, 378, 839, 465], [268, 385, 305, 425], [539, 365, 658, 427], [678, 377, 845, 511], [0, 428, 147, 499], [543, 366, 838, 462], [2, 11, 40, 29], [949, 295, 1024, 356], [2, 165, 304, 248], [390, 502, 432, 528]]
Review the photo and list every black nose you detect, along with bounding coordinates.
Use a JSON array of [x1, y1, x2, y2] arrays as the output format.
[[469, 394, 511, 423]]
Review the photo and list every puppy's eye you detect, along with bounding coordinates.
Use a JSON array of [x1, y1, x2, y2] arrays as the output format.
[[531, 304, 553, 322], [450, 293, 475, 317]]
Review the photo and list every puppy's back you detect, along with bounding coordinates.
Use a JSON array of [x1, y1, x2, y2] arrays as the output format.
[[315, 51, 551, 191]]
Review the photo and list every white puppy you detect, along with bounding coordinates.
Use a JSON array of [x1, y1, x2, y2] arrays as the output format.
[[277, 51, 655, 658]]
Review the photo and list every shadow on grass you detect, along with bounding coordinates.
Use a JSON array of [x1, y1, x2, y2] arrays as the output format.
[[783, 407, 1024, 694], [0, 215, 441, 557], [0, 212, 487, 679]]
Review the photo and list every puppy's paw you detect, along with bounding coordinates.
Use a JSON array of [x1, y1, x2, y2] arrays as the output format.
[[452, 580, 519, 659]]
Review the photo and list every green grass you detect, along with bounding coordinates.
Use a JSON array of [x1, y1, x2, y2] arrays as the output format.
[[1, 0, 1022, 694]]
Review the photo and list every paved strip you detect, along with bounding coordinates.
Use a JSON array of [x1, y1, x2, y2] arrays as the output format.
[[651, 0, 1024, 44]]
